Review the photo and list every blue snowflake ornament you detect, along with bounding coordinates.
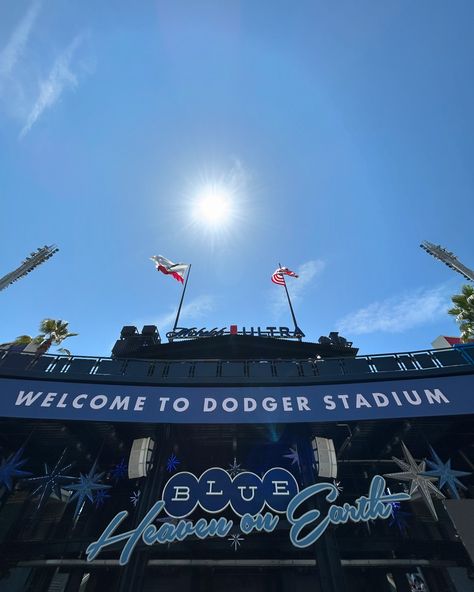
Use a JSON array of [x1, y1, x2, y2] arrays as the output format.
[[0, 447, 32, 491], [65, 459, 111, 519], [94, 488, 111, 508], [166, 454, 180, 473], [22, 448, 76, 509], [110, 458, 128, 482], [422, 446, 471, 499]]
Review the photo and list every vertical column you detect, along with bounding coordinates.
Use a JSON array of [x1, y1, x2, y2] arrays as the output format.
[[295, 425, 347, 592]]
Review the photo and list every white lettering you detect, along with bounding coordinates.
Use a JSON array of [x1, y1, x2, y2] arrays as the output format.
[[171, 486, 190, 502], [73, 394, 88, 409], [134, 397, 146, 412], [15, 390, 43, 406], [159, 397, 170, 411], [110, 396, 130, 411], [272, 480, 290, 495], [263, 397, 277, 411], [324, 395, 336, 410], [90, 395, 108, 410], [57, 393, 68, 407], [41, 392, 57, 407], [282, 397, 293, 411], [403, 390, 421, 405], [372, 392, 389, 407], [391, 391, 403, 406], [244, 398, 257, 412], [223, 398, 238, 412], [424, 388, 450, 405], [337, 394, 349, 409], [297, 397, 310, 411], [203, 398, 217, 412], [206, 481, 223, 496], [173, 398, 189, 412], [356, 394, 371, 408], [237, 485, 258, 501]]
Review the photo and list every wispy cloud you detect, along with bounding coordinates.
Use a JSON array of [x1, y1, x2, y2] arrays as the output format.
[[19, 33, 84, 138], [0, 1, 41, 92], [272, 259, 325, 315], [336, 285, 451, 335], [153, 294, 216, 332]]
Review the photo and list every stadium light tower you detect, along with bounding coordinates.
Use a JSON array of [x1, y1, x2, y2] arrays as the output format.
[[0, 245, 59, 292], [420, 241, 474, 282]]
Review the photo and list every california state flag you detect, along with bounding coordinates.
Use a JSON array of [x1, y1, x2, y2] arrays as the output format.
[[150, 255, 189, 283]]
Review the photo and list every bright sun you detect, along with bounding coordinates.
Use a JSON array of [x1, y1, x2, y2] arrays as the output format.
[[193, 184, 233, 227]]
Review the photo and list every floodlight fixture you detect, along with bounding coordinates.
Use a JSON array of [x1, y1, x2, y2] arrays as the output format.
[[420, 241, 474, 282], [0, 245, 59, 292]]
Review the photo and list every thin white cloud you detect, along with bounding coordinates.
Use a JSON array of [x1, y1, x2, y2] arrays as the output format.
[[272, 259, 326, 315], [19, 33, 84, 138], [0, 1, 41, 91], [153, 294, 216, 333], [336, 286, 451, 335]]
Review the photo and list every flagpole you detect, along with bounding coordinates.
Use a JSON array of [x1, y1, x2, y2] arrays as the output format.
[[172, 264, 191, 334], [279, 262, 303, 340]]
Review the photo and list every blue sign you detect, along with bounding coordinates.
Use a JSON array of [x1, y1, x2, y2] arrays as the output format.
[[0, 373, 473, 423], [86, 468, 410, 565]]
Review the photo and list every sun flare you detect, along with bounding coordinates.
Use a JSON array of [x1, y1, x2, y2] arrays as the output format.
[[192, 184, 233, 228]]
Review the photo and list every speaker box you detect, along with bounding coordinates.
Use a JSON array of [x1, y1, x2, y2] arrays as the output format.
[[312, 437, 337, 479], [128, 437, 155, 479]]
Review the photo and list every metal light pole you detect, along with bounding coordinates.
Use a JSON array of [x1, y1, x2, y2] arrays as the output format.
[[420, 241, 474, 282], [0, 245, 59, 292]]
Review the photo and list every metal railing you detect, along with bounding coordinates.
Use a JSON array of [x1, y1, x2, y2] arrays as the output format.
[[0, 345, 473, 385]]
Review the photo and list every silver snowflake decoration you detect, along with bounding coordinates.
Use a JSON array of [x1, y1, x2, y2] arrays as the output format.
[[227, 458, 244, 478], [130, 490, 141, 506], [283, 446, 300, 470], [228, 533, 244, 551], [385, 442, 445, 520], [65, 459, 111, 519], [22, 448, 76, 509]]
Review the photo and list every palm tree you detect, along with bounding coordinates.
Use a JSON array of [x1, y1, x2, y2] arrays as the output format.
[[1, 319, 78, 354], [36, 319, 78, 353], [448, 284, 474, 342]]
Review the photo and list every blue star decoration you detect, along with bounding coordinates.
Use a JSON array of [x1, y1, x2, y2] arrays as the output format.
[[227, 458, 244, 478], [94, 488, 111, 508], [422, 446, 471, 500], [65, 459, 111, 519], [0, 447, 32, 491], [228, 533, 244, 551], [283, 446, 300, 470], [386, 488, 410, 534], [110, 458, 128, 482], [166, 453, 180, 473], [130, 490, 141, 506], [21, 448, 76, 509]]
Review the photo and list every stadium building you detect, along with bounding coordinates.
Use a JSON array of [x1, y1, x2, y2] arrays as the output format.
[[0, 324, 473, 592]]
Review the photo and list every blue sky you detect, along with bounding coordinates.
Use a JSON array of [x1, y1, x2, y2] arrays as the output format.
[[0, 0, 473, 357]]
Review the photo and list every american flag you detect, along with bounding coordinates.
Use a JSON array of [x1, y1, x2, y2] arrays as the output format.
[[271, 266, 299, 286]]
